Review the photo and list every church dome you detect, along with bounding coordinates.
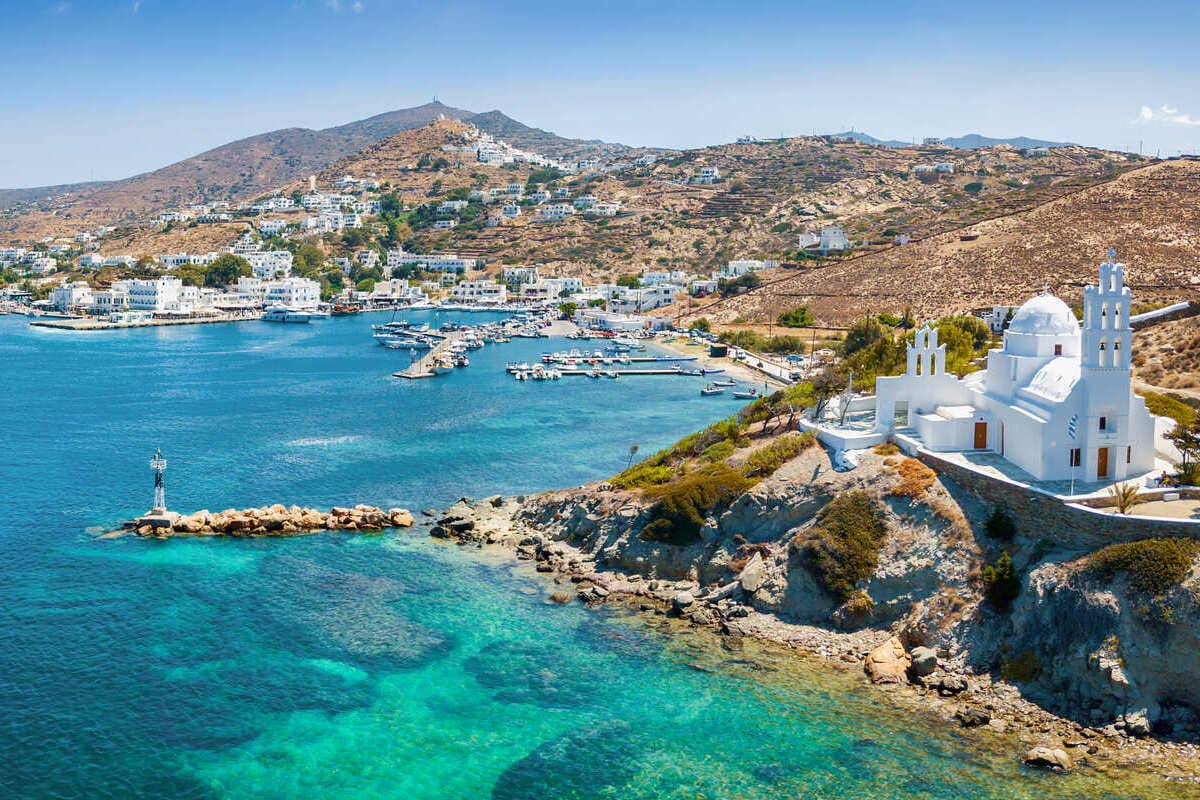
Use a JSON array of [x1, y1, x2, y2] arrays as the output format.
[[1007, 293, 1079, 336]]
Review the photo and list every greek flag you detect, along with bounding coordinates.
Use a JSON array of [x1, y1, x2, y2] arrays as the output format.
[[1067, 414, 1078, 441]]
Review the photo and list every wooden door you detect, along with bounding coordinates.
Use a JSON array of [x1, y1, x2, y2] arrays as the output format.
[[1097, 447, 1109, 479], [973, 422, 987, 449]]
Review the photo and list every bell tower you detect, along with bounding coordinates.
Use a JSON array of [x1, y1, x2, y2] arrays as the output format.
[[1079, 248, 1133, 481]]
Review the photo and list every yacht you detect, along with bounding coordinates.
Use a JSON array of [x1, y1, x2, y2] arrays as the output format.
[[263, 306, 314, 323]]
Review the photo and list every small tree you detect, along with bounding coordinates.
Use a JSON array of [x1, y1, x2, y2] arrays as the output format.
[[1108, 481, 1142, 515], [626, 445, 640, 470], [982, 551, 1020, 611], [616, 273, 641, 289], [691, 317, 711, 333], [557, 301, 578, 320]]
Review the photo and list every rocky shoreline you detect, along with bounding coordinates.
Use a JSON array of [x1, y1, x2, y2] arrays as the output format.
[[430, 493, 1200, 785], [109, 504, 414, 538]]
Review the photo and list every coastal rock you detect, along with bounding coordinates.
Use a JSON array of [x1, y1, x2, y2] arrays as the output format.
[[388, 508, 414, 527], [863, 637, 910, 685], [956, 708, 991, 728], [1022, 747, 1073, 772], [938, 676, 968, 696], [737, 552, 767, 594], [672, 592, 696, 613], [909, 646, 938, 678]]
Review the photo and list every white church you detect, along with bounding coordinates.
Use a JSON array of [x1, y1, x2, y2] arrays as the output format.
[[872, 252, 1156, 483]]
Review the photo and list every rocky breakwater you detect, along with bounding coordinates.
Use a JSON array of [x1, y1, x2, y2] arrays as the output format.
[[122, 504, 414, 538]]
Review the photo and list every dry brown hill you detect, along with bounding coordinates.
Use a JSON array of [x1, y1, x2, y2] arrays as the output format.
[[0, 102, 640, 241], [678, 159, 1200, 326]]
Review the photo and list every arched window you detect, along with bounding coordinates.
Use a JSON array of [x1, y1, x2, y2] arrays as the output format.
[[1099, 339, 1108, 367], [1113, 339, 1121, 367]]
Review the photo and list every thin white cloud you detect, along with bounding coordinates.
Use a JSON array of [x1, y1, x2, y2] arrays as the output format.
[[1138, 104, 1200, 126], [50, 1, 71, 13], [131, 0, 142, 12], [352, 0, 363, 11]]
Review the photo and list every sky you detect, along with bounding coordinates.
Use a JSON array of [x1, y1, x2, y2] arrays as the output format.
[[3, 0, 1200, 188]]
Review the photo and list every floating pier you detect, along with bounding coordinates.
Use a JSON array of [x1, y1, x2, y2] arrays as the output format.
[[393, 331, 461, 379]]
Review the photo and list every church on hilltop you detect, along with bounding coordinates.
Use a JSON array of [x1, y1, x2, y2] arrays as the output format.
[[873, 251, 1156, 483]]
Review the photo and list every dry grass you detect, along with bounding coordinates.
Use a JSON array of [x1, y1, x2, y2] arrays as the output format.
[[890, 458, 938, 499]]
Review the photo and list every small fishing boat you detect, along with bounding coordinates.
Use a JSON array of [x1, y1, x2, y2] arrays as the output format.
[[605, 370, 619, 380], [588, 368, 603, 379], [701, 384, 725, 396], [733, 388, 761, 400], [712, 378, 736, 387]]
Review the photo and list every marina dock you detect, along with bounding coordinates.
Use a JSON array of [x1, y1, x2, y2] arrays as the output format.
[[554, 368, 691, 376], [392, 331, 459, 379]]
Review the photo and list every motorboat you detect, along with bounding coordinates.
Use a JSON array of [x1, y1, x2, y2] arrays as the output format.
[[263, 306, 314, 323], [732, 388, 762, 400], [701, 384, 725, 396]]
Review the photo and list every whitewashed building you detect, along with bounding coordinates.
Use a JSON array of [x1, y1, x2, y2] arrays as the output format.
[[451, 281, 507, 304], [51, 281, 93, 311], [820, 225, 849, 252], [265, 277, 320, 310], [872, 254, 1155, 483]]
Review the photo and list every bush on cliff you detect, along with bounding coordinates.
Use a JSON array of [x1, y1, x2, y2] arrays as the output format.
[[741, 432, 816, 479], [795, 491, 887, 602], [640, 464, 752, 545], [1088, 537, 1200, 595], [982, 551, 1020, 611], [984, 507, 1017, 541]]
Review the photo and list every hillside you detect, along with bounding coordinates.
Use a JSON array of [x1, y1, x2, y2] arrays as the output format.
[[405, 134, 1140, 280], [0, 102, 639, 240], [679, 158, 1200, 326]]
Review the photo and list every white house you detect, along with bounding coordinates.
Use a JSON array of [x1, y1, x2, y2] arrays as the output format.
[[451, 280, 507, 305], [538, 203, 575, 222], [501, 203, 521, 218], [79, 253, 105, 268], [872, 254, 1155, 483], [432, 219, 457, 230], [503, 267, 539, 285], [28, 257, 58, 275], [265, 277, 320, 310], [819, 226, 849, 252], [386, 250, 478, 273], [245, 251, 294, 280], [91, 284, 131, 315], [51, 281, 93, 311], [125, 276, 183, 312], [695, 166, 721, 184], [437, 200, 469, 214], [259, 219, 289, 236]]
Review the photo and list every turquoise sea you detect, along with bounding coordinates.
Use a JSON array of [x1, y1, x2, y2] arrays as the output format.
[[0, 312, 1185, 799]]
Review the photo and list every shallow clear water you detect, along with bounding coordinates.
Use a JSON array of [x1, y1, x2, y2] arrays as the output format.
[[0, 313, 1185, 798]]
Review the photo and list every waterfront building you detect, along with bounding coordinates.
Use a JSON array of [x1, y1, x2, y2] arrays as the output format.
[[125, 276, 183, 312], [872, 253, 1155, 482], [50, 281, 93, 311], [91, 285, 130, 315], [264, 277, 320, 310], [450, 280, 507, 305]]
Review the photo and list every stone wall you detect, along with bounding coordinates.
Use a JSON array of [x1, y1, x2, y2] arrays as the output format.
[[913, 449, 1200, 551]]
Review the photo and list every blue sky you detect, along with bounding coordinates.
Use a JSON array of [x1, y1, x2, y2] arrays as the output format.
[[3, 0, 1199, 187]]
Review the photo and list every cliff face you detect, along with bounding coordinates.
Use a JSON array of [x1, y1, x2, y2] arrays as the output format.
[[507, 445, 1200, 740]]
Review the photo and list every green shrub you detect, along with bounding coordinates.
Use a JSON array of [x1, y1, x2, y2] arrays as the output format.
[[1089, 538, 1200, 595], [742, 432, 816, 479], [795, 491, 887, 602], [611, 462, 675, 489], [700, 440, 736, 463], [776, 306, 814, 328], [985, 507, 1016, 541], [982, 551, 1020, 610], [640, 465, 752, 545]]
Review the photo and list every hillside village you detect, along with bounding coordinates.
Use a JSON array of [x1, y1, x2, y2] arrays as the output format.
[[6, 112, 1191, 333]]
